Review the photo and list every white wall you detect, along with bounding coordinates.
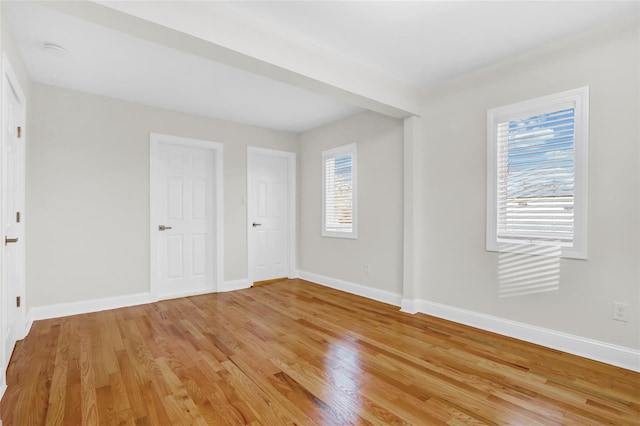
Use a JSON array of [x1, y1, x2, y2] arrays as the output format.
[[417, 19, 639, 349], [299, 111, 404, 297], [27, 83, 298, 309]]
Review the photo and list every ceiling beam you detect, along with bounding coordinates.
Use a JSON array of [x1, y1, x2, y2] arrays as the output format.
[[39, 1, 422, 119]]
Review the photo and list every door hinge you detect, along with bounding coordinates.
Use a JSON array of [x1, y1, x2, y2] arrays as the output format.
[[16, 211, 20, 223], [16, 296, 20, 308], [17, 126, 21, 138]]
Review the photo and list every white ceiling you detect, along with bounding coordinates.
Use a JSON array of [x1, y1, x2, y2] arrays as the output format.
[[4, 1, 638, 133], [4, 1, 363, 133], [225, 1, 639, 88]]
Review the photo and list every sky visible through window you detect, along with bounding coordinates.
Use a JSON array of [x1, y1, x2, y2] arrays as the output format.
[[498, 107, 576, 246], [505, 108, 575, 199], [334, 155, 352, 182]]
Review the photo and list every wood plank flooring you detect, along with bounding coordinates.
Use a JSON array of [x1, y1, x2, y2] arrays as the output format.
[[1, 279, 638, 425]]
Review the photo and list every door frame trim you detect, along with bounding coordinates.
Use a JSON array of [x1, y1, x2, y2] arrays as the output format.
[[149, 133, 224, 300], [247, 147, 297, 285], [1, 52, 27, 386], [0, 52, 27, 350]]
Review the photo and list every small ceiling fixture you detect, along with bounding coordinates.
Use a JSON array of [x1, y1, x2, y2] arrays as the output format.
[[43, 43, 68, 57]]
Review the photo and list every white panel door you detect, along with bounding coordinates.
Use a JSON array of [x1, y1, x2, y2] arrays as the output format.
[[1, 54, 26, 370], [153, 140, 217, 299], [248, 148, 295, 283]]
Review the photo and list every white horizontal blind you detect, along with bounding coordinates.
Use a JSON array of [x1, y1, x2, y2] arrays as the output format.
[[324, 152, 353, 233], [322, 143, 356, 238], [497, 108, 575, 246]]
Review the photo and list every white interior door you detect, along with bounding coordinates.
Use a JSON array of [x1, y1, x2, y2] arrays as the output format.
[[248, 147, 296, 284], [150, 134, 223, 300], [1, 53, 26, 372]]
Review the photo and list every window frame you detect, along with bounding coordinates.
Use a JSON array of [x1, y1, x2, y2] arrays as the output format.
[[322, 143, 357, 239], [486, 87, 589, 259]]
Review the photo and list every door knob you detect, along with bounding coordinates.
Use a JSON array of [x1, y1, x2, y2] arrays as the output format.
[[252, 222, 262, 227], [158, 225, 173, 231], [4, 236, 18, 245]]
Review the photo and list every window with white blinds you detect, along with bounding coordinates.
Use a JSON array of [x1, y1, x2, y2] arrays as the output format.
[[322, 143, 357, 238], [487, 87, 589, 259]]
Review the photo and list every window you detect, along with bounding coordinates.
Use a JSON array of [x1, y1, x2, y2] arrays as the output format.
[[323, 143, 357, 238], [486, 87, 589, 259]]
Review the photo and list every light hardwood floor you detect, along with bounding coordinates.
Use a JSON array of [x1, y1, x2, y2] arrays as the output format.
[[1, 279, 638, 425]]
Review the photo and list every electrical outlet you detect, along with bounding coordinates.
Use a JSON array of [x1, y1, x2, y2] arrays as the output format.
[[612, 302, 629, 322], [364, 263, 371, 274]]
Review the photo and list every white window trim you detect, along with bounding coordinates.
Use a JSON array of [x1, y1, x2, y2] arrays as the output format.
[[486, 87, 589, 259], [322, 143, 357, 239]]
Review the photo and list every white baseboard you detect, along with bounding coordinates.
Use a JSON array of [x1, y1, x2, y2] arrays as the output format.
[[26, 279, 252, 325], [219, 279, 251, 292], [157, 287, 222, 301], [400, 298, 419, 314], [298, 270, 402, 306], [0, 376, 6, 403], [417, 299, 640, 372], [28, 292, 153, 323]]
